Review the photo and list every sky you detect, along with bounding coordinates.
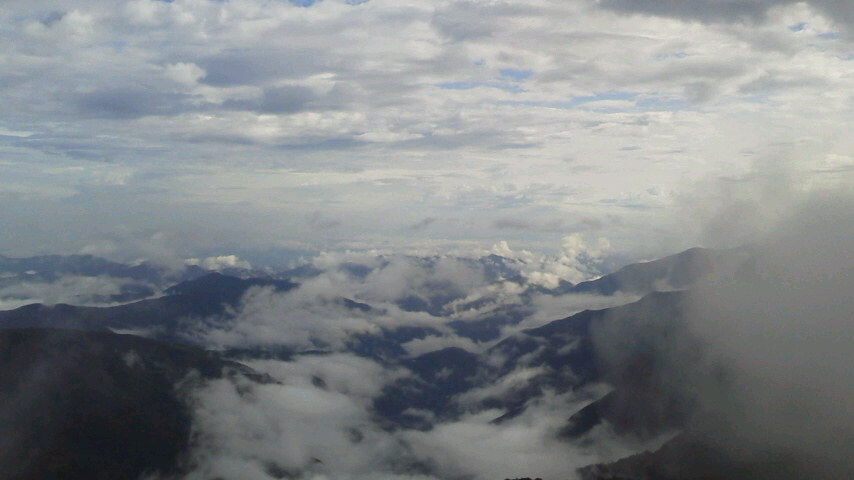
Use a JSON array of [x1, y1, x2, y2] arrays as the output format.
[[1, 0, 852, 264]]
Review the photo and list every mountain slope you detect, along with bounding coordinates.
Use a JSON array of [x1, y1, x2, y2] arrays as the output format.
[[0, 273, 298, 342], [565, 247, 739, 296], [0, 328, 268, 480]]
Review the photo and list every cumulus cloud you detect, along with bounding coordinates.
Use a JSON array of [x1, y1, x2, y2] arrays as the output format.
[[1, 0, 851, 256], [490, 234, 610, 287], [185, 255, 252, 271]]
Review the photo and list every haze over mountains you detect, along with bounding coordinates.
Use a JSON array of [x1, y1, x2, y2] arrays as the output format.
[[1, 192, 851, 480], [2, 0, 852, 478]]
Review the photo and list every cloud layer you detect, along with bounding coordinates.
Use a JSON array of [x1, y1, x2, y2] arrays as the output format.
[[0, 0, 851, 258]]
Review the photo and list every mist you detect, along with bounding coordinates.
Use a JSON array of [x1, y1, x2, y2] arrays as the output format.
[[155, 182, 852, 479], [683, 193, 854, 479], [589, 189, 854, 479]]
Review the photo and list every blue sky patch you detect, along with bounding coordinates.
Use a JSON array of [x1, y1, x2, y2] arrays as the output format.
[[436, 81, 522, 93], [498, 91, 699, 112], [567, 91, 637, 108], [636, 96, 694, 111], [655, 52, 688, 60], [817, 32, 841, 40], [499, 69, 533, 81]]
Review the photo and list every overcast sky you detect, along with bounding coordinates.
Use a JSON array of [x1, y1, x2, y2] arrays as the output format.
[[1, 0, 851, 262]]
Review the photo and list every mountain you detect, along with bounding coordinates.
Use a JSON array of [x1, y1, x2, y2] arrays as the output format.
[[0, 250, 737, 435], [0, 328, 269, 480], [577, 432, 824, 480], [0, 253, 281, 309], [0, 273, 298, 342], [562, 247, 743, 296], [2, 247, 790, 479], [1, 250, 734, 434], [369, 289, 696, 435], [0, 254, 210, 308], [374, 346, 482, 428], [0, 254, 190, 283]]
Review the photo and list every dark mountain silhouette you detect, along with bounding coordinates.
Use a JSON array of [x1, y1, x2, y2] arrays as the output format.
[[0, 254, 210, 306], [1, 247, 781, 479], [0, 328, 269, 480], [0, 273, 298, 342], [374, 347, 481, 428], [577, 432, 827, 480]]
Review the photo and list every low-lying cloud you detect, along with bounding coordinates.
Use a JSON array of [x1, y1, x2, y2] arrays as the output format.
[[0, 275, 154, 310], [590, 187, 854, 478]]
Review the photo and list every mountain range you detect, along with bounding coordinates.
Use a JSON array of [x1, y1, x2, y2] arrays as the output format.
[[0, 246, 844, 480]]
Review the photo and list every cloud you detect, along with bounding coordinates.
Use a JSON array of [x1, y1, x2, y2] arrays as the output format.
[[223, 85, 319, 114], [409, 217, 437, 231], [74, 86, 193, 119], [165, 240, 685, 477], [492, 218, 536, 231], [199, 49, 330, 87], [190, 252, 502, 350], [1, 0, 851, 258], [399, 389, 666, 480], [598, 0, 775, 23], [681, 194, 854, 478], [590, 187, 854, 478], [400, 334, 481, 357], [185, 255, 252, 271], [0, 275, 151, 310], [183, 353, 658, 480], [1, 2, 851, 476], [305, 211, 342, 231], [599, 0, 854, 31], [183, 356, 439, 480], [181, 241, 644, 359], [673, 145, 854, 249]]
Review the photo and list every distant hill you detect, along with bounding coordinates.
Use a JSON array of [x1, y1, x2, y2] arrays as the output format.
[[562, 247, 743, 296], [0, 273, 298, 342]]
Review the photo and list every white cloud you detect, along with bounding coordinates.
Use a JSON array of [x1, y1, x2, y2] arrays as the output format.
[[0, 0, 850, 264], [185, 255, 252, 271], [401, 334, 482, 357], [183, 356, 657, 480], [184, 358, 439, 480], [0, 275, 148, 309]]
